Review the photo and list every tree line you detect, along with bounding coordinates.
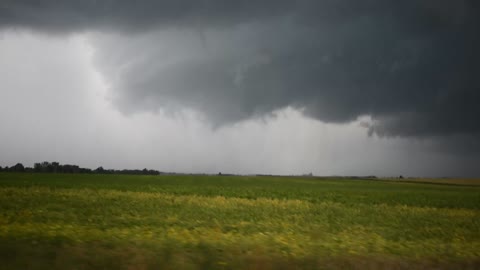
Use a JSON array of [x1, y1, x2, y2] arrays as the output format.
[[0, 161, 162, 175]]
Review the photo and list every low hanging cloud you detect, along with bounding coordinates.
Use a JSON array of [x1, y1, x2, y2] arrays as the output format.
[[1, 0, 479, 140]]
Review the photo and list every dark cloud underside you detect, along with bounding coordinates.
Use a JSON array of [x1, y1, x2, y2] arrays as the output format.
[[1, 0, 479, 140]]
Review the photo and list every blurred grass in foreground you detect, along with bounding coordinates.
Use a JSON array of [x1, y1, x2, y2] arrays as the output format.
[[0, 173, 479, 269]]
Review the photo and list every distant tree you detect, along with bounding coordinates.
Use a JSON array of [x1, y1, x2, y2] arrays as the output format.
[[32, 161, 56, 173], [36, 161, 52, 173], [63, 164, 71, 173], [61, 164, 79, 174], [79, 168, 92, 174], [12, 163, 25, 172], [147, 169, 160, 175], [34, 163, 42, 173], [94, 166, 105, 173], [51, 162, 60, 173], [13, 161, 162, 175]]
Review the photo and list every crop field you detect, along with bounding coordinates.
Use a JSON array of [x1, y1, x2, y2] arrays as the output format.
[[0, 173, 479, 269]]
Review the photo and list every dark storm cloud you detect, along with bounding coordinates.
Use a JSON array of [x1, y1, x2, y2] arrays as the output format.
[[1, 0, 479, 139], [0, 0, 291, 32]]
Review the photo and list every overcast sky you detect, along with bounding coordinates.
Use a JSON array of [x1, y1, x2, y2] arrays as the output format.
[[1, 1, 479, 177]]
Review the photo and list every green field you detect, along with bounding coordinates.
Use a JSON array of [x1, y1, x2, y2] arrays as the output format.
[[0, 173, 479, 269]]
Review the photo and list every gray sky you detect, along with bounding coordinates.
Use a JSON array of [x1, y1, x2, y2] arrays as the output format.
[[1, 1, 479, 177]]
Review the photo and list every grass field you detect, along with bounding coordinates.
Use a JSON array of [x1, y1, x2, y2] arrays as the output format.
[[389, 177, 480, 186], [0, 173, 479, 269]]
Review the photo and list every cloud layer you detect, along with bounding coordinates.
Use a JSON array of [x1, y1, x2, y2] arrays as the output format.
[[1, 0, 479, 139]]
